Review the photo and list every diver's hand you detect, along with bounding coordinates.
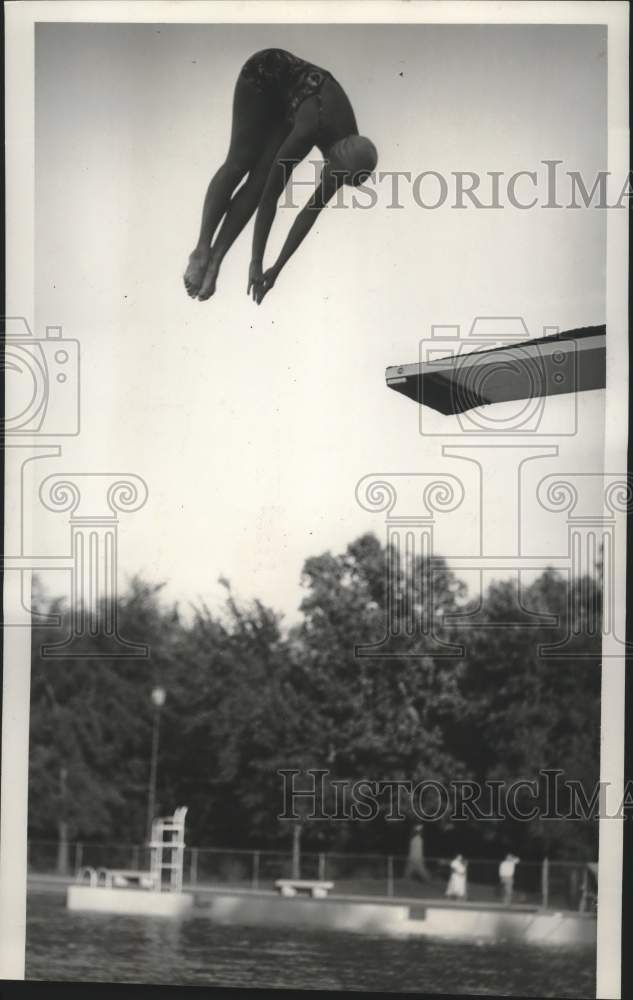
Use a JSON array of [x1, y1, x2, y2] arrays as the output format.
[[253, 266, 279, 305], [247, 258, 263, 297]]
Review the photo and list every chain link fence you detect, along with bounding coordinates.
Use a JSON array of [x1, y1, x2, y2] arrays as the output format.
[[27, 840, 597, 911]]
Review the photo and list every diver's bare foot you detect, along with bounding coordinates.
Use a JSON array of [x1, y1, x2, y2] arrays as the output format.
[[184, 248, 210, 297], [198, 255, 221, 300]]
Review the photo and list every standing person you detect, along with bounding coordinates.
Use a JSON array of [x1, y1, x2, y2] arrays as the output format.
[[445, 854, 467, 900], [183, 48, 378, 302], [405, 824, 431, 882], [499, 853, 520, 905]]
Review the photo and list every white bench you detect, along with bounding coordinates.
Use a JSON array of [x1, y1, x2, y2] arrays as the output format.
[[275, 879, 334, 899]]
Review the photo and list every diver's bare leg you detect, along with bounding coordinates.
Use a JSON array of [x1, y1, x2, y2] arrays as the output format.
[[198, 127, 288, 299], [184, 162, 249, 297], [184, 75, 272, 297]]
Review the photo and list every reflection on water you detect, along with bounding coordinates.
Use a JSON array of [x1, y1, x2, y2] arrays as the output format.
[[26, 893, 595, 997]]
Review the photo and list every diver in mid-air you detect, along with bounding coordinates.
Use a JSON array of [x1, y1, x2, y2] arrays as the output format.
[[184, 48, 378, 304]]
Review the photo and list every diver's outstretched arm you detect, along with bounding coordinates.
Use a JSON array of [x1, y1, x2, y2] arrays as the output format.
[[248, 128, 315, 292], [252, 168, 342, 304]]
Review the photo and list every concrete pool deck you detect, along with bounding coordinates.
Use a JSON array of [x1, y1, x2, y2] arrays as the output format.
[[194, 887, 596, 946], [28, 876, 596, 946]]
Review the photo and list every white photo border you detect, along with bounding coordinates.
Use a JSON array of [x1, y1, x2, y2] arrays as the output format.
[[2, 3, 629, 997]]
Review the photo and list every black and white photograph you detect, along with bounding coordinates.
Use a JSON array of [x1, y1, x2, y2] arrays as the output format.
[[1, 2, 630, 998]]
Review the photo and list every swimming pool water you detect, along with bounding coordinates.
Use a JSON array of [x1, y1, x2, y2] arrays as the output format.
[[26, 892, 596, 997]]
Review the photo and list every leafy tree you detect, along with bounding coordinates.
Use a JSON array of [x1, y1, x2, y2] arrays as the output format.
[[29, 580, 184, 847], [27, 537, 602, 870], [452, 569, 601, 859]]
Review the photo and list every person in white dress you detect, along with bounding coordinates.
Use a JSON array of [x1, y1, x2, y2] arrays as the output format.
[[445, 854, 467, 900]]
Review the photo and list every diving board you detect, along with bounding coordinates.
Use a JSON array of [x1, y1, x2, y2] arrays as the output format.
[[385, 325, 606, 415]]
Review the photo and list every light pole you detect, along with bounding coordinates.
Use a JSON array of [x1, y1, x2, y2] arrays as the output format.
[[146, 686, 166, 842]]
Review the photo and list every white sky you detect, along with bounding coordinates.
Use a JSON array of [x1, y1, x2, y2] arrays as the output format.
[[33, 21, 608, 621]]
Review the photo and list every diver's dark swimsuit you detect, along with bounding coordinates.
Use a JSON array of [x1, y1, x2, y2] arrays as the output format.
[[241, 48, 333, 131]]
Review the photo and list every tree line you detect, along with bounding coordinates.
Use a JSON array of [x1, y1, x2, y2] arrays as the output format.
[[29, 533, 601, 863]]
